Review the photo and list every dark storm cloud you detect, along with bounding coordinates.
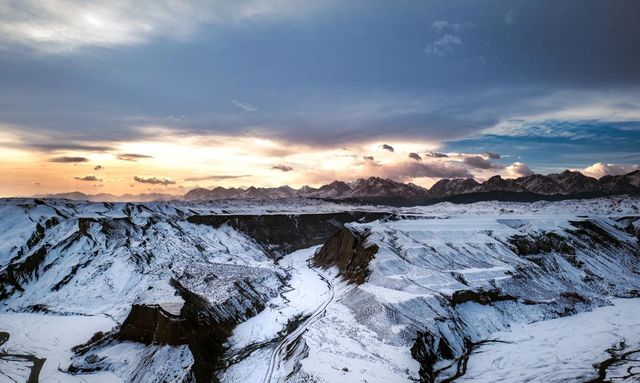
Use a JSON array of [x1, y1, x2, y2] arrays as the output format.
[[381, 144, 394, 152], [184, 174, 251, 181], [483, 151, 501, 159], [272, 164, 293, 172], [117, 153, 154, 161], [463, 155, 499, 169], [408, 153, 422, 161], [133, 176, 176, 185], [49, 156, 89, 163], [74, 175, 101, 181]]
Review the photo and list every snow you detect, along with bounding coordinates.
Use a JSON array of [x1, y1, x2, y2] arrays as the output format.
[[225, 246, 329, 352], [221, 245, 334, 382], [460, 298, 640, 382], [0, 312, 120, 382], [293, 277, 421, 383], [136, 279, 184, 316], [0, 196, 638, 383]]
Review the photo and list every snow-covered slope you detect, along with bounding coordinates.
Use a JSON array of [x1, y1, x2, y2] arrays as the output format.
[[0, 198, 385, 382], [0, 197, 639, 382], [298, 197, 640, 382]]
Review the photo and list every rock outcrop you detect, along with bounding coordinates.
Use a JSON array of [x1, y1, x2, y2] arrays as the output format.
[[312, 227, 379, 284]]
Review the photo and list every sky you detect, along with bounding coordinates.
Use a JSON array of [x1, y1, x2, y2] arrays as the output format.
[[0, 0, 639, 197]]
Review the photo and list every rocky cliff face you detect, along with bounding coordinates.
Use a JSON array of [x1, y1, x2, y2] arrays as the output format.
[[312, 227, 379, 284], [187, 212, 390, 259]]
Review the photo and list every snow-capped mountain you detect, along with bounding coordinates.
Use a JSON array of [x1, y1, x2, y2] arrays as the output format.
[[183, 177, 428, 201], [183, 170, 640, 202], [344, 177, 427, 198], [39, 170, 640, 204], [429, 178, 480, 198]]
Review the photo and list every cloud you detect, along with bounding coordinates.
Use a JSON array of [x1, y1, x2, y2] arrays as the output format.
[[408, 152, 422, 161], [94, 165, 103, 170], [579, 162, 640, 178], [463, 155, 497, 169], [117, 153, 154, 161], [184, 174, 251, 181], [74, 175, 101, 181], [382, 161, 472, 180], [425, 34, 463, 56], [483, 151, 501, 159], [504, 162, 534, 177], [362, 155, 381, 167], [231, 99, 258, 112], [426, 19, 471, 56], [272, 164, 293, 172], [133, 176, 176, 185], [30, 143, 113, 152], [505, 10, 516, 25], [0, 1, 327, 53], [430, 20, 474, 33], [49, 156, 89, 163], [425, 151, 449, 158], [381, 144, 395, 152]]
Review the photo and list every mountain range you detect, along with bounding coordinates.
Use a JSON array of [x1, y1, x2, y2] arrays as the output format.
[[37, 170, 640, 203], [184, 170, 640, 202]]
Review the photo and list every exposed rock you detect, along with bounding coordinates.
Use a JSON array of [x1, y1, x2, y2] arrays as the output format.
[[312, 227, 379, 284], [567, 220, 621, 247], [508, 232, 575, 256], [117, 303, 188, 345], [410, 332, 440, 383], [449, 288, 527, 306], [188, 212, 389, 259], [0, 245, 49, 299], [82, 279, 235, 383]]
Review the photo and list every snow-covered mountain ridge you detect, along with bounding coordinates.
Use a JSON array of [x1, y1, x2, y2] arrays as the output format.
[[185, 170, 640, 201]]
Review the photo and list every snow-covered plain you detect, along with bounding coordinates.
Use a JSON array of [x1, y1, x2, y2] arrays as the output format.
[[0, 196, 638, 382]]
